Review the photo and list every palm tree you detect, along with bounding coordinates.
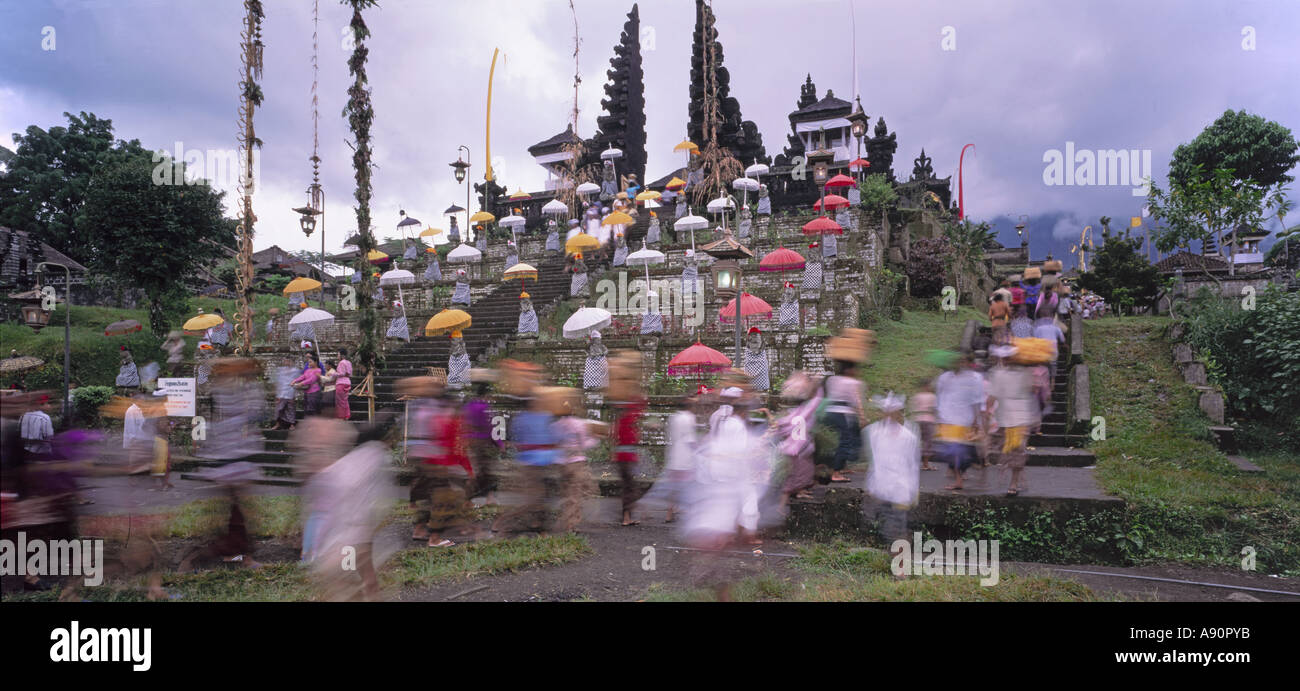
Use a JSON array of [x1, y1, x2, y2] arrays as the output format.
[[943, 219, 997, 306]]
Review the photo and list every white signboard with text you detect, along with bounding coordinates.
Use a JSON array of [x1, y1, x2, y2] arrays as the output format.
[[156, 378, 196, 417]]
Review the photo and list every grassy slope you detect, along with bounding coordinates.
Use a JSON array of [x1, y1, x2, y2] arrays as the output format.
[[1086, 317, 1300, 574], [859, 305, 985, 396], [1, 295, 292, 392]]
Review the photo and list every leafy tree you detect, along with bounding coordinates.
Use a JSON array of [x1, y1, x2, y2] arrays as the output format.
[[904, 236, 950, 298], [0, 112, 149, 263], [943, 219, 996, 305], [1146, 165, 1286, 277], [1169, 110, 1300, 192], [79, 154, 236, 335], [858, 173, 897, 210], [1075, 232, 1161, 311]]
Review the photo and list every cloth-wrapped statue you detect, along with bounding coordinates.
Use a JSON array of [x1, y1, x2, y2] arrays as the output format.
[[115, 346, 140, 388], [505, 240, 518, 270], [834, 207, 851, 235], [674, 192, 687, 219], [517, 291, 538, 337], [738, 206, 753, 239], [545, 219, 561, 255], [447, 331, 471, 390], [570, 252, 589, 298], [583, 331, 609, 390], [779, 280, 799, 329], [424, 252, 442, 282], [822, 232, 838, 259], [447, 217, 461, 244], [385, 299, 409, 341], [350, 270, 361, 284], [802, 243, 823, 292], [640, 290, 664, 335], [474, 224, 488, 252], [757, 184, 771, 215], [645, 211, 661, 246], [403, 240, 418, 261], [600, 160, 618, 200], [612, 232, 628, 267], [681, 249, 699, 297], [743, 327, 771, 392], [451, 268, 472, 306], [847, 182, 861, 206]]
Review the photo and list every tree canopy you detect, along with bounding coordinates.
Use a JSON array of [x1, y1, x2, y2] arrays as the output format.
[[1076, 231, 1161, 309], [79, 154, 237, 335], [1169, 110, 1299, 191]]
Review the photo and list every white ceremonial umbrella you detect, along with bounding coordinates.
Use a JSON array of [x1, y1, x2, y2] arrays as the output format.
[[745, 160, 769, 178], [288, 307, 335, 359], [576, 182, 601, 196], [379, 268, 416, 320], [562, 306, 613, 339], [542, 199, 569, 217], [447, 243, 483, 264], [627, 241, 666, 289], [732, 177, 759, 207], [707, 195, 736, 230], [600, 146, 624, 160], [675, 210, 708, 251]]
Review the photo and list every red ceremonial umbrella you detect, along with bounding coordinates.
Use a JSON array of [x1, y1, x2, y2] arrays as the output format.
[[813, 194, 850, 212], [759, 247, 806, 273], [719, 292, 772, 322], [802, 216, 844, 236], [825, 173, 856, 189], [848, 158, 871, 171], [667, 341, 732, 383]]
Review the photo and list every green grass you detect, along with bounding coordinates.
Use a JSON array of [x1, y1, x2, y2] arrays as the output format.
[[859, 305, 985, 396], [4, 563, 316, 603], [383, 533, 592, 587], [1085, 317, 1300, 574], [640, 541, 1113, 602], [0, 295, 292, 394], [164, 495, 304, 539]]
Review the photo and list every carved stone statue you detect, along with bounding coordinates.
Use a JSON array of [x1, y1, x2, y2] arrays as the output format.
[[116, 346, 139, 389], [505, 240, 518, 270], [517, 292, 538, 337], [403, 240, 418, 261], [570, 253, 589, 298], [757, 183, 771, 215], [640, 289, 663, 335], [612, 232, 628, 266], [474, 224, 488, 252], [583, 331, 609, 390], [738, 205, 753, 239], [778, 281, 799, 329], [447, 331, 471, 390], [743, 327, 770, 392], [385, 299, 410, 341], [424, 252, 442, 282], [545, 219, 561, 255], [447, 216, 461, 244], [601, 160, 618, 200], [681, 250, 699, 297], [452, 268, 471, 306], [802, 244, 823, 292], [645, 211, 660, 246]]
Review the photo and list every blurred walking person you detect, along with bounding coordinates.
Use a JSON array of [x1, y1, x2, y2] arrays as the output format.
[[464, 370, 502, 505], [496, 391, 558, 534], [863, 392, 921, 545], [404, 376, 471, 547], [550, 387, 601, 533]]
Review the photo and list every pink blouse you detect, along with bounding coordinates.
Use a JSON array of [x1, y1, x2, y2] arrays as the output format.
[[292, 368, 322, 394]]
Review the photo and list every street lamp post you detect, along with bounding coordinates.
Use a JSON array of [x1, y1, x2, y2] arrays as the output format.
[[35, 262, 72, 421], [848, 96, 869, 183], [451, 146, 471, 243]]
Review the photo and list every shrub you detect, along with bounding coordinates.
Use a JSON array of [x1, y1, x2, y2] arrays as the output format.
[[858, 173, 897, 210], [904, 237, 950, 298], [71, 385, 115, 428]]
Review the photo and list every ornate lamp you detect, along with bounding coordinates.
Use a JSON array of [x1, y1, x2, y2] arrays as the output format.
[[848, 96, 869, 158], [293, 204, 320, 237], [450, 155, 469, 184], [12, 289, 50, 332]]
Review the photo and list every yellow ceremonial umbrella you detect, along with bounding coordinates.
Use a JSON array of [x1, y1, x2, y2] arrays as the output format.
[[508, 190, 532, 201], [366, 249, 389, 264], [282, 277, 322, 295], [419, 226, 443, 238], [424, 308, 472, 336], [503, 262, 538, 291], [665, 176, 686, 191], [182, 311, 224, 335], [635, 190, 661, 202], [602, 211, 634, 226], [503, 262, 538, 281], [673, 139, 699, 153], [469, 210, 496, 224], [565, 233, 600, 255]]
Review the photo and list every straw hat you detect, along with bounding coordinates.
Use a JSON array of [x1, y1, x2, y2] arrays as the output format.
[[210, 357, 260, 376], [395, 375, 442, 398], [1023, 266, 1042, 280], [536, 386, 579, 416], [825, 327, 875, 364]]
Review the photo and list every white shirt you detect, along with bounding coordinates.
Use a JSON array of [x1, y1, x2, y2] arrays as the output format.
[[124, 404, 148, 448], [1033, 322, 1065, 359], [665, 410, 697, 471], [935, 370, 985, 427], [988, 366, 1041, 428], [20, 410, 54, 454]]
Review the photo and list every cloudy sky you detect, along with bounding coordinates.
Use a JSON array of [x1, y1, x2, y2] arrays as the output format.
[[2, 0, 1298, 264]]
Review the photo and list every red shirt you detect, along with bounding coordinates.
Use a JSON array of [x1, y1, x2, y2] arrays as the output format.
[[612, 400, 644, 463], [427, 409, 473, 475]]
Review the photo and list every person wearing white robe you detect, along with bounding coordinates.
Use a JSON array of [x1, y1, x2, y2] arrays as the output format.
[[863, 392, 921, 543]]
